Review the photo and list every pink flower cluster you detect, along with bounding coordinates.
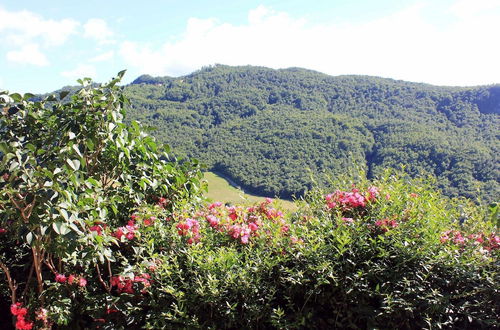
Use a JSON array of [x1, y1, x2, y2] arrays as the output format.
[[55, 273, 87, 287], [157, 196, 169, 208], [195, 199, 288, 245], [110, 273, 151, 294], [325, 186, 379, 211], [176, 218, 201, 244], [113, 219, 138, 241], [375, 218, 399, 232], [10, 303, 33, 330], [89, 222, 107, 236], [440, 230, 500, 251]]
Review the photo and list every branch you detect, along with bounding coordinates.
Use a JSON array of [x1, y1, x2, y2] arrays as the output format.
[[0, 260, 18, 303], [95, 264, 110, 293]]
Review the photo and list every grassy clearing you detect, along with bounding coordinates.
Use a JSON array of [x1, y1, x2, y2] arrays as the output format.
[[203, 171, 297, 211]]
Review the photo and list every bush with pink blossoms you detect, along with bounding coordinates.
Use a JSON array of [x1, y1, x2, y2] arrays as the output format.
[[0, 76, 498, 329]]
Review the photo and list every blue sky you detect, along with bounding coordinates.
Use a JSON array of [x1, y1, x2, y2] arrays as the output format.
[[1, 0, 499, 93]]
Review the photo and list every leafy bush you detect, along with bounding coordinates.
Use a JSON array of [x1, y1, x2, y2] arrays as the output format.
[[0, 74, 498, 329]]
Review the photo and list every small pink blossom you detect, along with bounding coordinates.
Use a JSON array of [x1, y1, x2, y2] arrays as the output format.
[[79, 277, 87, 287]]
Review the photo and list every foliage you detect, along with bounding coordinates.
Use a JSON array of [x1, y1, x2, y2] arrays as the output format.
[[0, 73, 203, 329], [0, 73, 498, 329], [125, 65, 499, 202]]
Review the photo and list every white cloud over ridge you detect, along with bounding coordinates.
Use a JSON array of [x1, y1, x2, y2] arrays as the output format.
[[61, 64, 97, 80], [0, 7, 79, 67], [119, 3, 500, 86], [0, 7, 79, 47], [89, 51, 115, 62], [6, 43, 49, 66], [83, 18, 114, 44]]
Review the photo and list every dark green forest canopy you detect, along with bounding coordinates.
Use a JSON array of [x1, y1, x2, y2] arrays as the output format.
[[124, 65, 499, 201]]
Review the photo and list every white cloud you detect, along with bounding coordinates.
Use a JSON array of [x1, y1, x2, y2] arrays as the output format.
[[450, 0, 500, 18], [0, 7, 79, 47], [61, 64, 97, 80], [119, 2, 500, 86], [89, 50, 115, 62], [6, 43, 49, 66], [83, 18, 114, 44]]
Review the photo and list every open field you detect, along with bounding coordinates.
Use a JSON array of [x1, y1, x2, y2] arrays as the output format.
[[203, 171, 297, 211]]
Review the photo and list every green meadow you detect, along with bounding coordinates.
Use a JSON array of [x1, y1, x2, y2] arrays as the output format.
[[203, 171, 296, 210]]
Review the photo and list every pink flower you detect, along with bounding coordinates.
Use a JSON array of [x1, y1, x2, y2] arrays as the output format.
[[89, 225, 103, 235], [453, 232, 465, 245], [114, 228, 124, 239], [0, 228, 6, 234], [265, 197, 273, 204], [208, 202, 222, 210], [367, 186, 379, 201], [206, 215, 219, 227], [35, 308, 48, 321], [176, 222, 189, 235], [375, 218, 398, 232], [248, 222, 259, 232], [342, 217, 354, 225], [126, 232, 135, 240], [55, 273, 67, 283], [228, 209, 238, 221], [68, 274, 76, 285], [143, 217, 155, 226], [79, 277, 87, 287]]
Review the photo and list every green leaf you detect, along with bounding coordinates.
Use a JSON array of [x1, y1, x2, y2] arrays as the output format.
[[26, 232, 33, 245], [23, 93, 35, 100], [10, 93, 22, 102], [117, 70, 126, 79], [9, 161, 19, 172], [66, 159, 81, 171], [72, 144, 83, 157], [59, 209, 69, 221], [52, 222, 70, 235], [52, 222, 62, 234]]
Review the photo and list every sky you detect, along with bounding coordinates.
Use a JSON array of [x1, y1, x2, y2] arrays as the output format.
[[0, 0, 499, 93]]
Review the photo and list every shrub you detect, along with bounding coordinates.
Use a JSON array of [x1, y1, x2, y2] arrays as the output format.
[[0, 72, 203, 328], [0, 74, 498, 329]]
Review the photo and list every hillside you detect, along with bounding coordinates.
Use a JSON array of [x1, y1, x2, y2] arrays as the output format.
[[125, 65, 499, 201]]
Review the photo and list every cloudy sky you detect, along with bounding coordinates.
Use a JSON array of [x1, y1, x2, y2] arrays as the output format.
[[1, 0, 499, 93]]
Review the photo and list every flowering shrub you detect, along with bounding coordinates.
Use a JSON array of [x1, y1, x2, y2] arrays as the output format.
[[0, 75, 498, 329], [0, 73, 203, 328]]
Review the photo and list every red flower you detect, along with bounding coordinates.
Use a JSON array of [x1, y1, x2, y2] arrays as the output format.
[[55, 273, 67, 283], [0, 228, 6, 234], [143, 217, 155, 226], [68, 274, 76, 285], [15, 318, 33, 330], [89, 225, 103, 235], [11, 303, 27, 317]]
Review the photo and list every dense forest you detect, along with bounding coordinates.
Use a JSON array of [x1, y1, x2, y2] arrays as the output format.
[[121, 65, 495, 201]]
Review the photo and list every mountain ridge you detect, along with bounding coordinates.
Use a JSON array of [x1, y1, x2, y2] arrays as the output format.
[[124, 65, 499, 201]]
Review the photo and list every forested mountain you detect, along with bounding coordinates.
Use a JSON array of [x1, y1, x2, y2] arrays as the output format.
[[124, 65, 499, 201]]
